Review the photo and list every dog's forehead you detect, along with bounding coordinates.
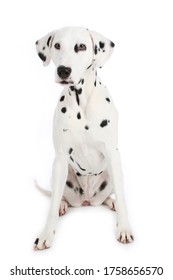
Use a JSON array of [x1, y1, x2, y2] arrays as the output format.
[[54, 27, 90, 44]]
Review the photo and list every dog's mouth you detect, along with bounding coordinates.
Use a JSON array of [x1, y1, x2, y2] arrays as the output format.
[[59, 80, 74, 85]]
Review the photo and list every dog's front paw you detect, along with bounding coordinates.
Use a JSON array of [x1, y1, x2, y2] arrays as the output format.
[[34, 230, 55, 250], [116, 224, 134, 244], [59, 200, 68, 216]]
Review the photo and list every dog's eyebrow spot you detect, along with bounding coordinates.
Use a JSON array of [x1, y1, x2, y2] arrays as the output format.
[[66, 181, 74, 188], [106, 97, 111, 103], [99, 181, 107, 191], [38, 52, 46, 62], [99, 41, 105, 49], [69, 148, 73, 154], [77, 112, 81, 119], [61, 107, 67, 113], [100, 119, 110, 127], [60, 95, 65, 102]]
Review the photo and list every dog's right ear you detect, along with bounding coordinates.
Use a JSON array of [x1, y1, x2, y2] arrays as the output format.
[[35, 31, 56, 66]]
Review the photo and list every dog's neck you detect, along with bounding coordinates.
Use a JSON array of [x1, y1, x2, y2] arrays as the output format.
[[63, 65, 98, 111]]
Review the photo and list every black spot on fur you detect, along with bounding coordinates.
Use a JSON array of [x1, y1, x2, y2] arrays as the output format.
[[75, 92, 80, 106], [34, 238, 39, 245], [81, 79, 84, 84], [60, 95, 65, 102], [85, 125, 89, 130], [94, 45, 98, 55], [77, 88, 82, 94], [74, 44, 78, 53], [76, 172, 81, 176], [69, 148, 73, 154], [79, 187, 84, 195], [38, 52, 46, 62], [94, 80, 96, 87], [66, 181, 73, 188], [77, 112, 81, 119], [99, 41, 105, 49], [47, 36, 52, 47], [77, 162, 86, 171], [106, 97, 111, 102], [70, 156, 74, 162], [100, 119, 110, 127], [110, 41, 115, 48], [43, 46, 45, 50], [99, 181, 107, 191], [70, 86, 75, 91], [61, 107, 67, 113], [35, 41, 38, 45], [87, 64, 92, 69]]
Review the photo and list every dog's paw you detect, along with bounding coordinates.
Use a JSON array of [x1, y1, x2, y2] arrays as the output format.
[[116, 225, 134, 244], [104, 197, 116, 211], [59, 200, 68, 216], [34, 230, 55, 250]]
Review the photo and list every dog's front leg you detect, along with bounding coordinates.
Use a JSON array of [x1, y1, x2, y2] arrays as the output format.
[[34, 154, 68, 250], [104, 148, 134, 244]]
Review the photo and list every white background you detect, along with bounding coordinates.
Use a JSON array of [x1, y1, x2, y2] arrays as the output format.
[[0, 0, 173, 279]]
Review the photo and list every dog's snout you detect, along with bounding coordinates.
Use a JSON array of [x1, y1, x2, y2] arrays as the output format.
[[57, 66, 72, 79]]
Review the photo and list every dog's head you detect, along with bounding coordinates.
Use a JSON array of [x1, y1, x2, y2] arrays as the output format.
[[35, 27, 115, 85]]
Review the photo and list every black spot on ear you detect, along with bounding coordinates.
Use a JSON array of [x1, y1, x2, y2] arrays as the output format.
[[77, 112, 81, 119], [85, 125, 89, 130], [99, 41, 105, 49], [66, 181, 74, 188], [110, 41, 115, 48], [106, 97, 111, 102], [100, 119, 110, 127], [61, 107, 67, 113], [94, 45, 98, 55], [99, 181, 107, 191], [47, 36, 52, 47], [60, 95, 65, 102], [38, 52, 46, 62], [74, 44, 78, 53], [69, 148, 73, 154]]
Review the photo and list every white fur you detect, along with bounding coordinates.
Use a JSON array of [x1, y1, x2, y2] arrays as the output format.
[[34, 27, 133, 250]]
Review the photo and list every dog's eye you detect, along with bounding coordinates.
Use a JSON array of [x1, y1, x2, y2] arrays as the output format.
[[54, 43, 60, 50], [78, 44, 87, 51], [74, 44, 87, 53]]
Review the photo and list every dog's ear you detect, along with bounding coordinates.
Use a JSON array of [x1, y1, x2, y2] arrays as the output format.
[[35, 31, 56, 66], [89, 30, 115, 68]]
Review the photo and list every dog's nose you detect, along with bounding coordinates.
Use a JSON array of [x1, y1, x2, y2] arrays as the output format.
[[57, 65, 72, 79]]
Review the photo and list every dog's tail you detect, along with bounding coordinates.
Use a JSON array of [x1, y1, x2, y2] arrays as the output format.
[[34, 180, 51, 197]]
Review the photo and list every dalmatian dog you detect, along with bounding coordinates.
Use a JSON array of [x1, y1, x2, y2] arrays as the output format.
[[34, 26, 134, 250]]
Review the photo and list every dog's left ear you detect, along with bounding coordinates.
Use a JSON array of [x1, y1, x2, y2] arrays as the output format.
[[35, 31, 56, 66], [89, 30, 115, 68]]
